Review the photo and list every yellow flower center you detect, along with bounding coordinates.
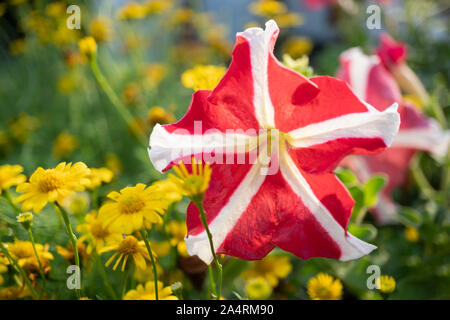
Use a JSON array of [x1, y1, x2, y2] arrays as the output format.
[[119, 195, 145, 214], [117, 237, 140, 254], [38, 172, 64, 193], [90, 221, 109, 239]]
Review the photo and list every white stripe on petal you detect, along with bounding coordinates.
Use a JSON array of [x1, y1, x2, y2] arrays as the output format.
[[340, 47, 380, 100], [148, 124, 258, 172], [391, 121, 450, 158], [185, 149, 268, 264], [279, 147, 376, 261], [238, 20, 278, 128], [287, 103, 400, 149]]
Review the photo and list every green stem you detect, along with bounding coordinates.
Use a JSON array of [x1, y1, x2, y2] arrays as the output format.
[[54, 204, 81, 299], [0, 242, 39, 299], [89, 55, 146, 146], [207, 264, 217, 299], [355, 207, 368, 225], [26, 229, 47, 295], [94, 252, 118, 300], [411, 154, 441, 203], [192, 197, 222, 300], [139, 229, 159, 300]]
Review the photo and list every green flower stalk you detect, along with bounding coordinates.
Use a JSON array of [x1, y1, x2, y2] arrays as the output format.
[[139, 229, 159, 300]]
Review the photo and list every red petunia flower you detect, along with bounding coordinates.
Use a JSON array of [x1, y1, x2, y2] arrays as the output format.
[[149, 21, 400, 263], [376, 33, 408, 69], [338, 48, 449, 224]]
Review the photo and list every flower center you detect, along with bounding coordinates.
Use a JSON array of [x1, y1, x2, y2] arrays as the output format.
[[38, 172, 64, 193], [90, 222, 109, 239], [117, 237, 139, 254], [119, 195, 145, 214]]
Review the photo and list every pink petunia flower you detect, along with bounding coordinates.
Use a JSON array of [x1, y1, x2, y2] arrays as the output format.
[[149, 21, 400, 264], [338, 48, 449, 224]]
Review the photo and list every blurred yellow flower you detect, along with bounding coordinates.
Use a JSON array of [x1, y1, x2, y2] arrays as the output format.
[[0, 164, 26, 194], [84, 168, 114, 190], [100, 235, 153, 271], [0, 260, 7, 286], [9, 38, 26, 56], [89, 17, 113, 42], [307, 273, 343, 300], [9, 113, 39, 143], [78, 36, 97, 58], [143, 63, 167, 89], [274, 12, 303, 28], [377, 275, 396, 294], [151, 241, 171, 257], [61, 191, 90, 216], [52, 132, 79, 158], [0, 286, 31, 300], [14, 162, 90, 213], [98, 183, 169, 234], [122, 82, 141, 105], [0, 4, 6, 18], [181, 65, 226, 91], [134, 263, 164, 284], [246, 277, 272, 300], [5, 238, 53, 277], [166, 220, 189, 257], [124, 281, 178, 300], [45, 1, 65, 18], [118, 2, 148, 20], [169, 157, 211, 199], [57, 74, 77, 94], [105, 153, 123, 175], [282, 36, 313, 59], [404, 226, 420, 243], [56, 240, 90, 269], [147, 106, 176, 126], [77, 211, 122, 254], [249, 0, 287, 17], [242, 255, 292, 287]]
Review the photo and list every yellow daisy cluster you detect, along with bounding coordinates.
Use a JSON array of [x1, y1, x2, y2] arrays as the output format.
[[377, 275, 396, 294], [117, 0, 172, 20], [124, 281, 178, 300], [181, 65, 226, 91], [307, 273, 343, 300], [249, 0, 303, 28], [242, 254, 292, 288]]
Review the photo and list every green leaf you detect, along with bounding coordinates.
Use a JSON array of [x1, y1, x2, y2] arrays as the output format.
[[397, 207, 423, 227], [336, 168, 359, 187], [348, 186, 364, 218], [363, 175, 386, 207], [348, 223, 378, 242]]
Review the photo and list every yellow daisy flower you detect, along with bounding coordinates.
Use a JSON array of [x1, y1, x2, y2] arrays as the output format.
[[147, 106, 176, 126], [307, 273, 343, 300], [5, 238, 53, 278], [166, 220, 189, 257], [14, 162, 90, 213], [246, 277, 273, 300], [52, 132, 78, 159], [181, 65, 226, 91], [61, 191, 90, 216], [98, 183, 170, 234], [169, 157, 212, 199], [84, 168, 114, 190], [0, 260, 7, 286], [78, 36, 97, 58], [377, 275, 396, 294], [249, 0, 287, 17], [89, 17, 113, 42], [76, 210, 122, 254], [0, 164, 26, 194], [124, 281, 178, 300], [134, 263, 163, 283], [242, 255, 292, 287], [100, 235, 154, 271], [404, 226, 420, 243], [56, 240, 90, 270]]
